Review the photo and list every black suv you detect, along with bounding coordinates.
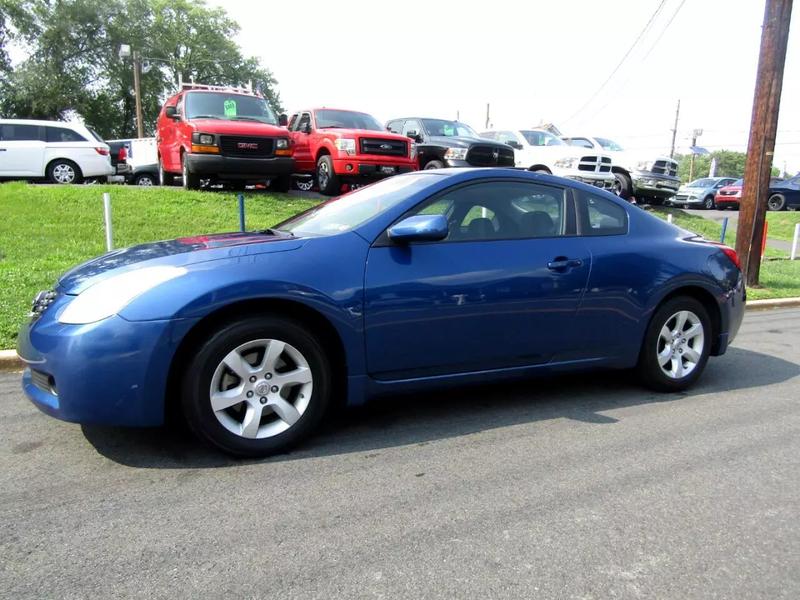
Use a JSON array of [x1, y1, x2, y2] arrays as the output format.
[[386, 117, 514, 170]]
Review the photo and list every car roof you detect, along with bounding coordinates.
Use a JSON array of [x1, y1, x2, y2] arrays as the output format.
[[0, 118, 83, 129]]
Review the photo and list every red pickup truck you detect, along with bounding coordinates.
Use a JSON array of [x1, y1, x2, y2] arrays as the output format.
[[287, 108, 417, 195], [156, 83, 293, 191]]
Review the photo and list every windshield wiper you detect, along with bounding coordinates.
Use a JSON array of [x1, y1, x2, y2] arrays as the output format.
[[188, 115, 219, 120], [230, 116, 269, 123]]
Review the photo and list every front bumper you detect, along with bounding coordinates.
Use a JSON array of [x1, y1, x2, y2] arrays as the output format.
[[666, 195, 703, 207], [555, 169, 616, 190], [332, 157, 416, 179], [715, 196, 740, 206], [17, 296, 197, 426], [186, 153, 294, 179], [631, 172, 680, 198]]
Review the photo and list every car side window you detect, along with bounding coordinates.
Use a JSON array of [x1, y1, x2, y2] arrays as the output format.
[[566, 137, 594, 149], [578, 193, 628, 236], [403, 119, 422, 139], [46, 127, 86, 143], [387, 120, 404, 134], [296, 112, 311, 132], [0, 124, 44, 141], [496, 131, 518, 145], [408, 181, 568, 242], [288, 113, 298, 130]]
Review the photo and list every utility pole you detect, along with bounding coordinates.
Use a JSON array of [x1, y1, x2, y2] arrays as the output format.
[[133, 50, 144, 138], [688, 128, 702, 181], [736, 0, 792, 285], [485, 103, 490, 129], [669, 99, 680, 158]]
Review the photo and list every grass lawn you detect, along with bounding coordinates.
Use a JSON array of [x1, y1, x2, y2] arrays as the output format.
[[0, 182, 318, 349]]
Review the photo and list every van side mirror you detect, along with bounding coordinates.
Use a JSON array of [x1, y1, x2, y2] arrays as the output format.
[[278, 113, 288, 127], [165, 106, 178, 119]]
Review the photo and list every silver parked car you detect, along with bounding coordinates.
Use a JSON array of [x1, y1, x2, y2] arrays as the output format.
[[667, 177, 738, 210]]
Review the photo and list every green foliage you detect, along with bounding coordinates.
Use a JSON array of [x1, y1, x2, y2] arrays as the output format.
[[0, 182, 317, 348], [676, 149, 781, 183], [0, 0, 283, 139]]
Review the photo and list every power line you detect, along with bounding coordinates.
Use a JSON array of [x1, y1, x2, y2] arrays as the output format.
[[639, 0, 687, 63], [562, 0, 668, 123]]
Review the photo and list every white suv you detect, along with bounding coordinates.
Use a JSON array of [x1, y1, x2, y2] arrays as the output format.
[[0, 119, 113, 184], [480, 129, 615, 190]]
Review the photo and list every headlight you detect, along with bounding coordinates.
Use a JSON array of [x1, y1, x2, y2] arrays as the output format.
[[334, 138, 357, 155], [637, 160, 654, 171], [444, 147, 468, 161], [275, 138, 289, 150], [554, 157, 578, 168], [410, 143, 417, 160], [58, 266, 187, 324], [192, 132, 215, 145]]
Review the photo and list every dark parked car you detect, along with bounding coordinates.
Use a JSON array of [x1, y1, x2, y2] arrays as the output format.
[[767, 175, 800, 211], [107, 140, 130, 177], [18, 169, 745, 457], [714, 177, 786, 210], [386, 117, 514, 169]]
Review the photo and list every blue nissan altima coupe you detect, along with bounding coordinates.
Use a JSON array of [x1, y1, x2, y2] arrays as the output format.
[[18, 169, 745, 456]]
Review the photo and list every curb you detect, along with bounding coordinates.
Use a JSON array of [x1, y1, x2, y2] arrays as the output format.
[[1, 297, 799, 373], [0, 349, 22, 373]]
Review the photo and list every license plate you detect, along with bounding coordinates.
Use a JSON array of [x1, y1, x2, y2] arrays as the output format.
[[379, 166, 396, 175]]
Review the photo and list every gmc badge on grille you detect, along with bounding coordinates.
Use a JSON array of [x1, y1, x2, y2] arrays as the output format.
[[237, 142, 259, 150]]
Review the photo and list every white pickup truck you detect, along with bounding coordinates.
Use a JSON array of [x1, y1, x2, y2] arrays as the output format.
[[480, 128, 615, 191], [561, 135, 680, 204]]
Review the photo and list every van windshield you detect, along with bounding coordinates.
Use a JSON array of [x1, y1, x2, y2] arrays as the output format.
[[184, 92, 278, 124]]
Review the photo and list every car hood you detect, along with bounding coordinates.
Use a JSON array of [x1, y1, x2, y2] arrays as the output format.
[[58, 232, 303, 294], [427, 136, 510, 149], [187, 118, 287, 135]]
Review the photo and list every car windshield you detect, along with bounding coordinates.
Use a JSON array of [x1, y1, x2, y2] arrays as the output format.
[[688, 178, 716, 187], [184, 92, 278, 124], [276, 174, 441, 236], [595, 137, 625, 151], [520, 130, 565, 147], [731, 179, 744, 186], [421, 119, 479, 138], [315, 110, 383, 131]]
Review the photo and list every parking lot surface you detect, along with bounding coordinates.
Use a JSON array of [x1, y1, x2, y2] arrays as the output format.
[[2, 309, 799, 599]]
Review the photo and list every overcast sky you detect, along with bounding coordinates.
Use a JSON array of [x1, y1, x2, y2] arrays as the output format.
[[210, 0, 800, 173]]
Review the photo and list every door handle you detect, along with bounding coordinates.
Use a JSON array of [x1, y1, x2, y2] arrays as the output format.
[[547, 257, 583, 271]]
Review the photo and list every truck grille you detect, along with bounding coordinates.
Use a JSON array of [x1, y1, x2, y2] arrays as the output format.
[[651, 160, 678, 177], [219, 136, 274, 158], [466, 145, 515, 167], [577, 156, 612, 173], [359, 138, 408, 157]]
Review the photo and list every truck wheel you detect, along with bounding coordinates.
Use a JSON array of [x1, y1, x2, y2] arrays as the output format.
[[159, 159, 175, 186], [182, 153, 201, 190], [271, 175, 292, 193], [703, 195, 715, 210], [135, 173, 156, 186], [424, 160, 445, 170], [316, 155, 340, 196], [767, 193, 786, 211], [47, 159, 83, 184], [613, 172, 633, 199]]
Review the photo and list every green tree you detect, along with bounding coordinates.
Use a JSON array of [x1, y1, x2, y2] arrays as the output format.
[[0, 0, 283, 139], [676, 149, 780, 182]]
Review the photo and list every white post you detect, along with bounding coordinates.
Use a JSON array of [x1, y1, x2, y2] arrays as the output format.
[[791, 223, 800, 260], [103, 192, 113, 251], [667, 214, 673, 224]]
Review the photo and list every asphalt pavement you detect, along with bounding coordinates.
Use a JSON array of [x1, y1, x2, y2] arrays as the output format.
[[1, 309, 799, 599]]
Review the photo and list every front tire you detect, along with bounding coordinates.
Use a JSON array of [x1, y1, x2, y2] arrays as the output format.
[[134, 173, 157, 186], [182, 152, 201, 190], [613, 171, 633, 199], [767, 193, 786, 211], [181, 316, 332, 457], [316, 155, 340, 196], [638, 297, 711, 392], [47, 159, 82, 184], [159, 158, 175, 186], [703, 195, 715, 210]]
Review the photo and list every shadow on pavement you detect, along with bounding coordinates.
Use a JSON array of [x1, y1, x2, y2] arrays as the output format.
[[81, 347, 799, 469]]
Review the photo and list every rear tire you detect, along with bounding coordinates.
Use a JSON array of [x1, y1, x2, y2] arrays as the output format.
[[180, 316, 332, 457], [47, 159, 82, 184], [316, 155, 340, 196], [134, 173, 157, 186], [182, 152, 201, 190], [638, 296, 711, 392], [767, 193, 786, 211], [159, 158, 176, 186]]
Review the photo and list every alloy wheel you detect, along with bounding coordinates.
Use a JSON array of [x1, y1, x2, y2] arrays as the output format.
[[317, 161, 329, 189], [656, 310, 705, 379], [53, 163, 76, 183], [137, 175, 154, 186], [209, 338, 313, 439]]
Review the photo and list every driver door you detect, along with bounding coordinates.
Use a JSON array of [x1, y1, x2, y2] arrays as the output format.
[[363, 180, 591, 380]]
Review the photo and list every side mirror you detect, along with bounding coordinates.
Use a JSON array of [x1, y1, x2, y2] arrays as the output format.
[[278, 113, 288, 127], [301, 122, 312, 134], [507, 141, 522, 150], [406, 130, 421, 142], [165, 106, 178, 119], [388, 214, 448, 244]]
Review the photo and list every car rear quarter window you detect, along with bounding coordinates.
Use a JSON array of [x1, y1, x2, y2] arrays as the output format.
[[579, 193, 628, 236], [46, 127, 87, 143], [0, 124, 44, 141]]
